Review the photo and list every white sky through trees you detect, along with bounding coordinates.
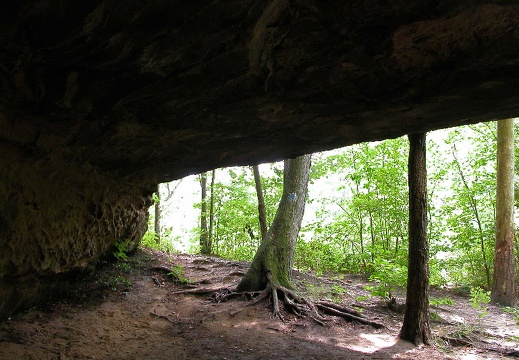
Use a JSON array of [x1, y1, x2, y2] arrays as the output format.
[[155, 124, 517, 253]]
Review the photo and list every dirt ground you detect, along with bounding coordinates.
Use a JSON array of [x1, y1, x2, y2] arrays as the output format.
[[1, 248, 519, 360]]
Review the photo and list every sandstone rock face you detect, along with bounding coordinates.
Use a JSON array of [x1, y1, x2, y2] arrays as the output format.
[[0, 155, 152, 319], [1, 1, 519, 320]]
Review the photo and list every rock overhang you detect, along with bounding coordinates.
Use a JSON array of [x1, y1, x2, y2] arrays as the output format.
[[0, 0, 519, 320]]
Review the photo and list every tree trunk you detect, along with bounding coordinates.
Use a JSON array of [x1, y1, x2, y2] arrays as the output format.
[[237, 154, 312, 292], [208, 169, 216, 253], [253, 165, 268, 241], [491, 119, 516, 306], [154, 188, 161, 244], [369, 210, 375, 262], [153, 181, 183, 244], [400, 133, 431, 346], [200, 172, 210, 254]]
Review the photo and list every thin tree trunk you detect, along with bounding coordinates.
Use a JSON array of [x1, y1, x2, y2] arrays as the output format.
[[451, 144, 491, 287], [154, 188, 161, 244], [400, 132, 431, 346], [369, 210, 375, 262], [253, 165, 268, 241], [238, 154, 312, 292], [200, 172, 210, 254], [208, 169, 216, 253], [384, 217, 390, 252], [491, 119, 516, 306], [153, 180, 183, 244], [359, 214, 366, 269]]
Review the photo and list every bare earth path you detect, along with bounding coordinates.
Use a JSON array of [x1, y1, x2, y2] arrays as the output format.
[[1, 248, 518, 359]]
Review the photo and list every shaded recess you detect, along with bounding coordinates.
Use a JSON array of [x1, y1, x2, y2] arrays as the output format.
[[0, 0, 519, 320]]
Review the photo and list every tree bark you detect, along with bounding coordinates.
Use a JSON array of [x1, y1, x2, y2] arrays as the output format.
[[491, 119, 516, 306], [200, 172, 210, 254], [153, 181, 183, 244], [237, 154, 312, 292], [154, 188, 161, 244], [208, 169, 216, 253], [400, 133, 431, 346], [253, 165, 268, 241]]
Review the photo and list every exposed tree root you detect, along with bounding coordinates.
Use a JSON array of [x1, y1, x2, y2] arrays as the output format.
[[149, 266, 176, 274], [170, 286, 229, 295], [315, 301, 385, 329], [226, 275, 382, 328], [440, 335, 519, 357], [164, 272, 384, 329], [440, 335, 473, 347], [273, 282, 328, 325]]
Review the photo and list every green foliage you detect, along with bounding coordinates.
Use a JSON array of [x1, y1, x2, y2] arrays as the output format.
[[116, 262, 131, 271], [294, 239, 351, 273], [502, 307, 519, 325], [365, 259, 407, 301], [469, 287, 490, 309], [140, 230, 178, 254], [441, 124, 497, 288], [449, 323, 478, 340], [303, 138, 411, 280], [168, 264, 189, 284], [356, 295, 369, 302], [195, 165, 283, 261], [430, 297, 455, 306], [113, 239, 129, 261], [430, 312, 442, 321], [329, 284, 346, 303], [469, 287, 490, 317], [157, 121, 515, 294], [100, 274, 132, 292], [331, 284, 346, 294]]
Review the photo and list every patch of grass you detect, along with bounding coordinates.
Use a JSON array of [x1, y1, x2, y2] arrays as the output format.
[[328, 284, 347, 303], [356, 295, 369, 302], [450, 323, 478, 339], [298, 280, 333, 300], [140, 230, 178, 254], [116, 262, 131, 271], [99, 273, 132, 292], [430, 297, 455, 306], [168, 265, 189, 284], [430, 312, 442, 321], [502, 307, 519, 325], [331, 284, 345, 295]]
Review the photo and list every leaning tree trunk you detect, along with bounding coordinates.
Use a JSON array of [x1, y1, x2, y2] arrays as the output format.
[[154, 188, 162, 244], [400, 132, 432, 346], [237, 154, 312, 292], [252, 165, 268, 241], [491, 119, 516, 306]]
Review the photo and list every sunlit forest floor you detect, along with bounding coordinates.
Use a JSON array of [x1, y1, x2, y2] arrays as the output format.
[[1, 248, 518, 359]]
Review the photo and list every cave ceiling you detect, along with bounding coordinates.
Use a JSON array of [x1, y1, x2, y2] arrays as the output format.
[[1, 1, 519, 184]]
